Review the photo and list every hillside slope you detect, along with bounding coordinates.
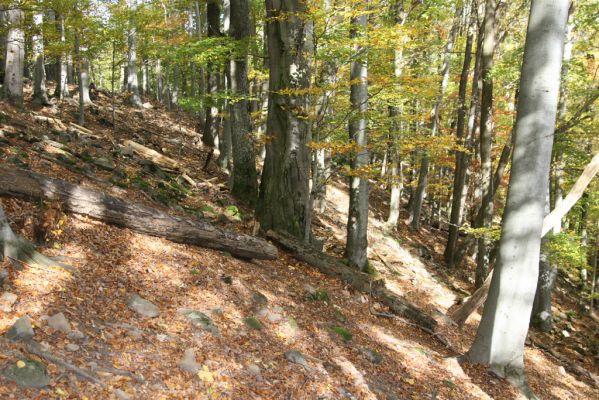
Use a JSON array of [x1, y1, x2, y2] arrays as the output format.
[[0, 90, 597, 399]]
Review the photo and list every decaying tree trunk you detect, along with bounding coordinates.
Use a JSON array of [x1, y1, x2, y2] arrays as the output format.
[[0, 167, 278, 260], [266, 230, 437, 331]]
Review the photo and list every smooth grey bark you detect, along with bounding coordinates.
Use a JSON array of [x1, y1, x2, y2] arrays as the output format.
[[217, 0, 232, 171], [194, 0, 206, 123], [202, 0, 221, 149], [3, 8, 24, 106], [229, 0, 258, 206], [127, 1, 142, 107], [445, 3, 475, 266], [156, 59, 163, 103], [74, 34, 90, 125], [475, 0, 498, 288], [409, 7, 460, 230], [32, 12, 50, 105], [467, 0, 569, 390], [54, 15, 69, 99], [256, 0, 313, 241], [345, 4, 369, 270]]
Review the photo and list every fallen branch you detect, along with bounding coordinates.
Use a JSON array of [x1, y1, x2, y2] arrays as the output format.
[[0, 166, 278, 260], [266, 230, 437, 330], [122, 140, 180, 170]]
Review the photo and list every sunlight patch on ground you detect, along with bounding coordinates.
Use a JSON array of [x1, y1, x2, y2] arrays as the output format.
[[332, 355, 378, 400]]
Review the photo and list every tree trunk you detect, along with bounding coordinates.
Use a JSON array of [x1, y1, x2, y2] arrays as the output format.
[[32, 11, 50, 105], [467, 0, 568, 389], [0, 167, 277, 260], [445, 4, 475, 266], [475, 0, 497, 288], [229, 0, 258, 206], [156, 60, 163, 103], [54, 15, 70, 99], [3, 8, 24, 107], [410, 7, 460, 230], [345, 3, 369, 270], [202, 0, 221, 149], [256, 0, 313, 241], [127, 0, 142, 107]]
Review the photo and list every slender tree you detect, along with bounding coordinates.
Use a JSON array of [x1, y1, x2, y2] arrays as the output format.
[[32, 10, 50, 105], [3, 7, 24, 106], [127, 0, 142, 107], [345, 2, 369, 269], [467, 0, 569, 391]]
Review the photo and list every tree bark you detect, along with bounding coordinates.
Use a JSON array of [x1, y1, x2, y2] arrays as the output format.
[[445, 3, 475, 266], [32, 11, 50, 105], [54, 15, 70, 99], [475, 0, 498, 288], [3, 8, 24, 107], [346, 3, 369, 270], [256, 0, 313, 241], [229, 0, 258, 206], [202, 0, 221, 149], [467, 1, 569, 388], [0, 167, 278, 260], [127, 0, 142, 108]]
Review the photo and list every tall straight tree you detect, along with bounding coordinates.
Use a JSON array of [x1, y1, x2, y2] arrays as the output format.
[[475, 0, 498, 288], [202, 0, 221, 151], [32, 10, 50, 105], [345, 2, 369, 270], [467, 0, 569, 390], [229, 0, 258, 205], [257, 0, 313, 241], [127, 0, 142, 107], [54, 14, 70, 99], [3, 7, 24, 106]]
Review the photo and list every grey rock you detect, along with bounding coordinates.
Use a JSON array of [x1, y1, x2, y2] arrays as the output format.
[[303, 283, 316, 294], [127, 294, 159, 318], [65, 343, 80, 352], [284, 350, 309, 369], [179, 348, 199, 374], [247, 364, 261, 379], [0, 292, 18, 312], [0, 269, 8, 286], [252, 291, 268, 306], [181, 310, 219, 335], [361, 348, 382, 364], [1, 359, 49, 388], [93, 157, 115, 171], [67, 330, 86, 340], [6, 315, 34, 341], [114, 389, 132, 400], [48, 312, 71, 333]]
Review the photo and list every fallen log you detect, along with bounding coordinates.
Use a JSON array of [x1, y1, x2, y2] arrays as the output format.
[[122, 140, 180, 170], [266, 230, 437, 330], [0, 166, 278, 260]]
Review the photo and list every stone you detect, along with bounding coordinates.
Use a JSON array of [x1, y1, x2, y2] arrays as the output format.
[[180, 310, 219, 335], [252, 291, 268, 306], [0, 292, 18, 312], [6, 315, 34, 342], [67, 330, 86, 340], [247, 364, 261, 379], [284, 350, 309, 369], [0, 269, 8, 286], [93, 157, 115, 171], [127, 294, 159, 318], [557, 366, 566, 375], [303, 283, 316, 294], [48, 312, 71, 333], [142, 102, 153, 109], [114, 389, 132, 400], [179, 348, 199, 374], [65, 343, 80, 352], [361, 348, 383, 364], [1, 359, 49, 388]]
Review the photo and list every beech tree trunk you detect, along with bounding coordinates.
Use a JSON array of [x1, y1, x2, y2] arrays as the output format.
[[127, 0, 142, 107], [346, 3, 369, 270], [54, 15, 70, 99], [0, 167, 278, 260], [202, 0, 221, 148], [3, 8, 24, 107], [445, 3, 475, 266], [229, 0, 258, 206], [32, 11, 50, 105], [467, 0, 568, 388], [256, 0, 313, 241]]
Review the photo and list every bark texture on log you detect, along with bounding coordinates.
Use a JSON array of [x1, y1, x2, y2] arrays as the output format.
[[0, 166, 278, 260], [266, 230, 437, 331]]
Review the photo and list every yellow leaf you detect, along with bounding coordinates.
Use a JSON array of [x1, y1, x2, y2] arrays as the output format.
[[197, 365, 214, 383], [55, 387, 69, 397], [16, 360, 26, 368], [404, 377, 415, 385]]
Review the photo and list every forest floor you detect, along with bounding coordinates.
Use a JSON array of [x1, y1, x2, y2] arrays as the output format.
[[0, 87, 597, 399]]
